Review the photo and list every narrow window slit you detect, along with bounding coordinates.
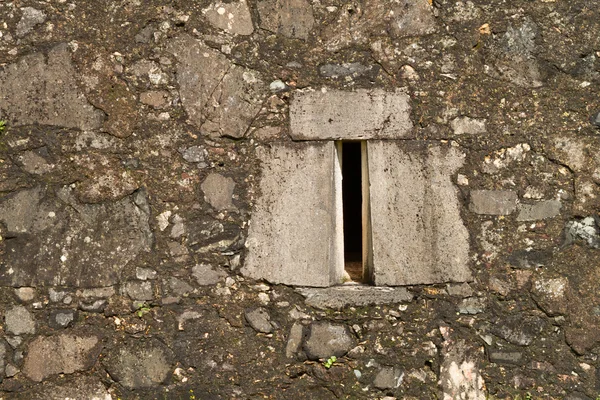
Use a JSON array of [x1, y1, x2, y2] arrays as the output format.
[[340, 141, 368, 283]]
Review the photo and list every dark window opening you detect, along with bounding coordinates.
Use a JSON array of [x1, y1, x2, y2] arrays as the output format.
[[341, 141, 364, 282]]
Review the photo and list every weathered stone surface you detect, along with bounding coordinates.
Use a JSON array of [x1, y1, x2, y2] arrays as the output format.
[[201, 173, 236, 211], [303, 322, 356, 360], [203, 0, 254, 35], [450, 116, 487, 135], [140, 90, 170, 108], [0, 44, 104, 130], [321, 0, 435, 51], [21, 375, 113, 400], [368, 141, 471, 285], [488, 351, 523, 365], [245, 307, 274, 333], [192, 264, 227, 285], [242, 142, 344, 287], [123, 281, 154, 301], [286, 322, 304, 358], [373, 367, 403, 390], [290, 89, 412, 140], [297, 286, 413, 309], [50, 310, 76, 329], [104, 338, 173, 389], [531, 276, 569, 316], [22, 332, 102, 382], [5, 305, 35, 335], [491, 315, 542, 346], [564, 217, 600, 249], [439, 326, 486, 400], [517, 200, 562, 221], [257, 0, 314, 39], [469, 190, 518, 215], [14, 287, 36, 302], [16, 7, 47, 37], [167, 35, 265, 138], [319, 63, 379, 80], [0, 186, 152, 287], [458, 298, 485, 315]]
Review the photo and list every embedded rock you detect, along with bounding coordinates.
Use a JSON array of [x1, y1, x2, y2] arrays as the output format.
[[22, 333, 102, 382], [20, 375, 113, 400], [285, 322, 304, 358], [245, 307, 274, 333], [201, 173, 236, 211], [531, 277, 569, 316], [257, 0, 314, 39], [0, 186, 152, 287], [303, 322, 356, 360], [16, 7, 47, 37], [4, 305, 35, 335], [297, 286, 413, 309], [0, 44, 104, 130], [373, 367, 403, 390], [450, 116, 487, 135], [103, 339, 174, 389], [203, 0, 254, 35], [192, 264, 227, 285], [517, 200, 562, 221], [167, 35, 265, 138], [469, 190, 518, 215]]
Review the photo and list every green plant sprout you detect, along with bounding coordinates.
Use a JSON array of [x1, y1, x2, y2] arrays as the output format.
[[0, 120, 6, 133], [135, 303, 151, 317], [323, 355, 337, 369]]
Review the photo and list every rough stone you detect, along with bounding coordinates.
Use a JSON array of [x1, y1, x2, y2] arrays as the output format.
[[319, 63, 379, 80], [5, 364, 18, 378], [373, 367, 403, 390], [439, 326, 486, 400], [488, 351, 523, 365], [531, 276, 569, 316], [0, 44, 104, 130], [104, 339, 173, 389], [140, 90, 170, 108], [517, 200, 562, 221], [14, 287, 36, 302], [168, 277, 194, 296], [245, 307, 274, 333], [286, 322, 304, 358], [4, 305, 35, 335], [16, 7, 47, 37], [446, 283, 474, 297], [167, 35, 265, 138], [564, 217, 600, 249], [257, 0, 314, 39], [458, 298, 485, 315], [297, 286, 413, 309], [243, 142, 344, 287], [203, 0, 254, 35], [0, 186, 152, 287], [469, 190, 518, 215], [124, 281, 154, 301], [321, 0, 435, 51], [491, 316, 541, 346], [179, 146, 207, 164], [50, 310, 76, 329], [450, 116, 487, 135], [290, 89, 413, 140], [22, 333, 102, 382], [192, 264, 227, 285], [201, 173, 236, 211], [136, 267, 157, 281], [303, 322, 356, 360], [17, 150, 54, 175], [368, 141, 471, 285]]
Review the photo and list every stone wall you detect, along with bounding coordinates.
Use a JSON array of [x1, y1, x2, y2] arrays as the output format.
[[0, 0, 600, 398]]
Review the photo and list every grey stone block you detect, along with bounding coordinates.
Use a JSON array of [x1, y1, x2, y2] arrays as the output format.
[[4, 305, 35, 335], [469, 190, 518, 215], [258, 0, 314, 39], [285, 322, 304, 358], [373, 366, 403, 389], [245, 307, 274, 333], [242, 142, 344, 287], [303, 322, 356, 360], [297, 286, 413, 309], [290, 89, 413, 140], [368, 141, 471, 285], [517, 200, 562, 221], [488, 351, 523, 365]]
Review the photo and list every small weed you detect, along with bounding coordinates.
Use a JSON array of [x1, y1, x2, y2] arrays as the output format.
[[0, 120, 6, 133], [323, 355, 337, 369], [189, 389, 196, 400], [135, 303, 151, 318]]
